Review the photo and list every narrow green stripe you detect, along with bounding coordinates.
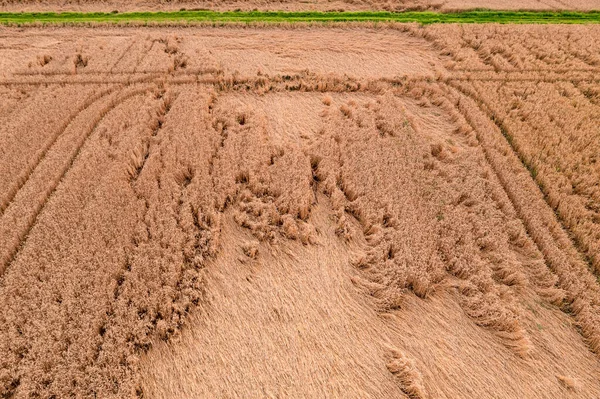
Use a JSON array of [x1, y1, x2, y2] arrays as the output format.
[[1, 10, 600, 24]]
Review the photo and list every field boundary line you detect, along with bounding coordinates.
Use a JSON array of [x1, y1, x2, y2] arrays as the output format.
[[1, 10, 600, 25]]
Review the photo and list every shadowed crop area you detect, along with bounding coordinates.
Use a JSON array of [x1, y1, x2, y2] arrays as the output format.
[[2, 10, 600, 25], [1, 22, 600, 399]]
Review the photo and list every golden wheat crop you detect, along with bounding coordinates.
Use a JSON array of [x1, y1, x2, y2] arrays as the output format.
[[1, 24, 600, 399]]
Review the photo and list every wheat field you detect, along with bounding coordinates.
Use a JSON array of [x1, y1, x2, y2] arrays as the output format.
[[1, 23, 600, 398], [0, 0, 600, 12], [1, 0, 599, 12]]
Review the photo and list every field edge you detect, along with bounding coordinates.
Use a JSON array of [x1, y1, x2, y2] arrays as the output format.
[[2, 10, 600, 25]]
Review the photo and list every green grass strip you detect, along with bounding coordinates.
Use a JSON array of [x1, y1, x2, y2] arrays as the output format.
[[1, 10, 600, 25]]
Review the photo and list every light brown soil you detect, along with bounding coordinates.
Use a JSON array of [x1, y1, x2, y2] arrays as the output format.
[[1, 0, 599, 12], [1, 25, 600, 399]]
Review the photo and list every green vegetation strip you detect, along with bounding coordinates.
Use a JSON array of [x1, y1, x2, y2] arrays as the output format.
[[1, 10, 600, 25]]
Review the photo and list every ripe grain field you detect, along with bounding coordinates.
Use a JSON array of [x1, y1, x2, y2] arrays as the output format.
[[1, 17, 600, 399], [2, 0, 599, 12]]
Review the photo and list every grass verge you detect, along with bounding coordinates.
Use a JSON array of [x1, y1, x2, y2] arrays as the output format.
[[1, 10, 600, 25]]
